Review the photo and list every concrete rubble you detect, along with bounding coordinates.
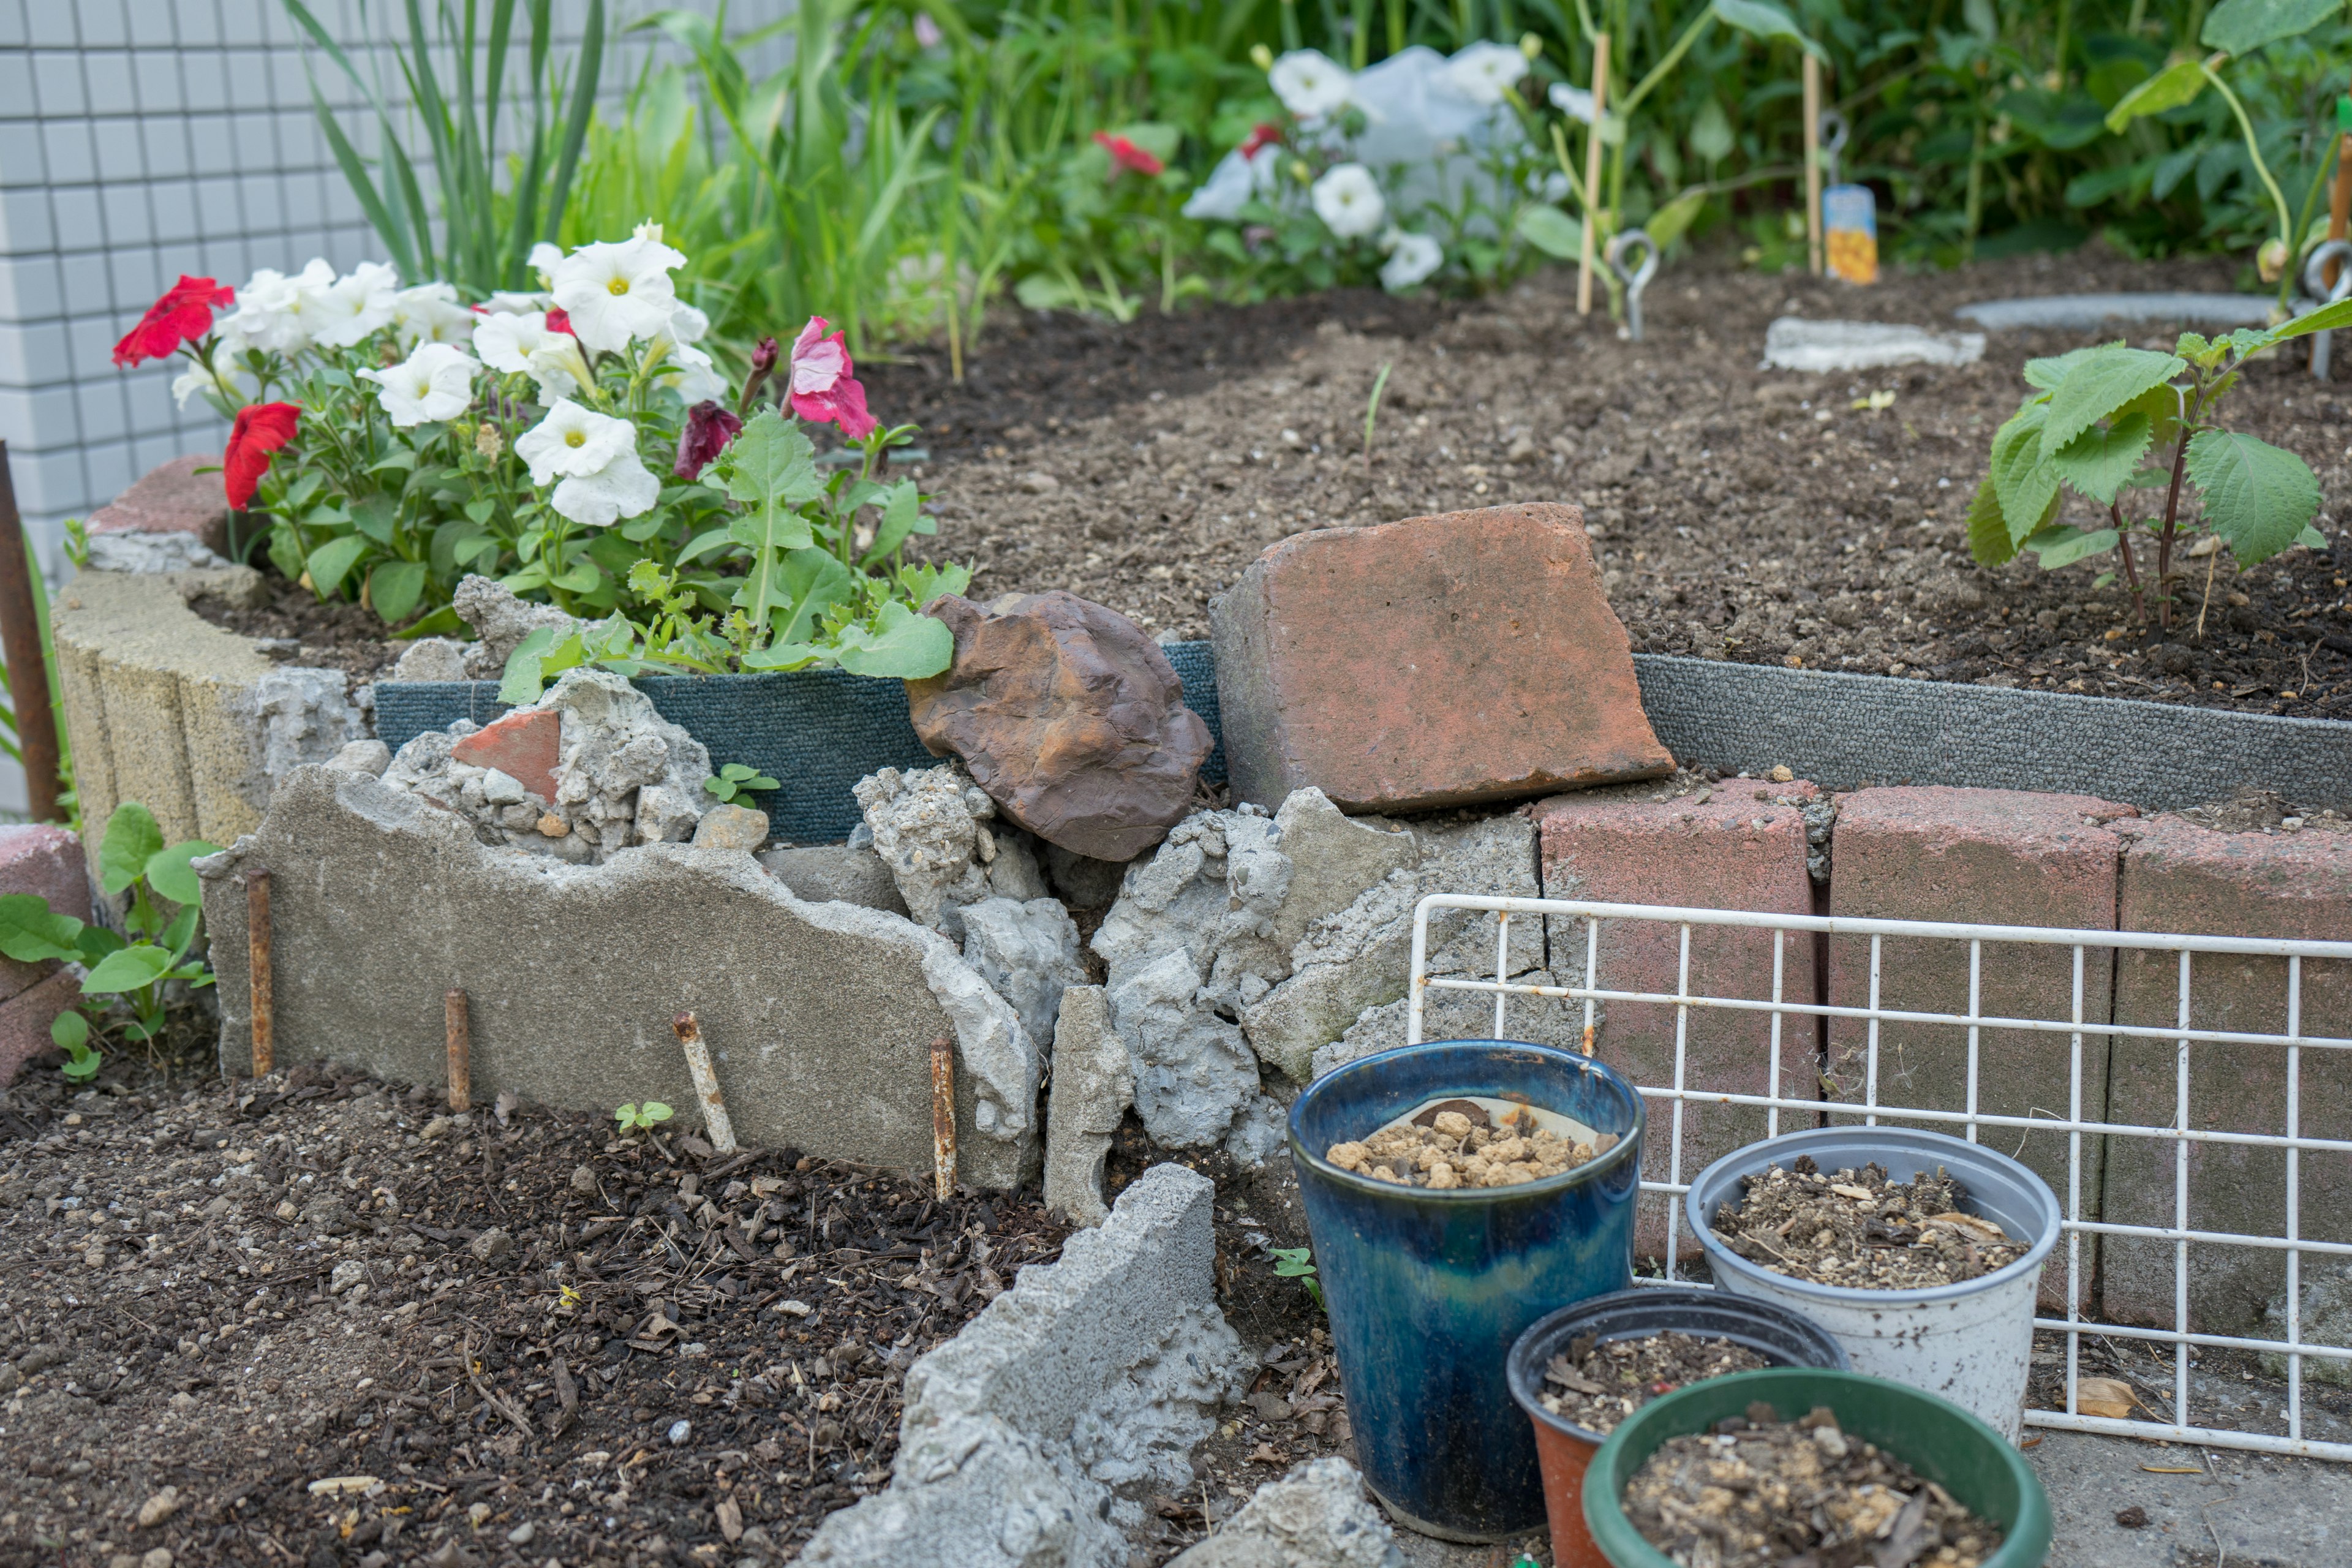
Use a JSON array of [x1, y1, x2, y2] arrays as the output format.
[[2262, 1262, 2352, 1388], [1166, 1457, 1405, 1568], [854, 762, 1050, 937], [799, 1164, 1246, 1568], [758, 843, 908, 916], [1042, 987, 1137, 1227], [962, 898, 1089, 1047], [83, 531, 230, 573], [391, 573, 583, 682]]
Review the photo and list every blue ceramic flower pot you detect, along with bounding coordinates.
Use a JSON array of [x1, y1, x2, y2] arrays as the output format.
[[1289, 1039, 1646, 1542]]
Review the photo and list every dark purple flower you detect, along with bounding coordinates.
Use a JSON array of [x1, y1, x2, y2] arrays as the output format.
[[674, 400, 744, 479], [737, 334, 781, 414]]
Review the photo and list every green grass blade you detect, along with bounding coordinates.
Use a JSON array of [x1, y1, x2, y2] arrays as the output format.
[[306, 78, 420, 276], [546, 0, 605, 243]]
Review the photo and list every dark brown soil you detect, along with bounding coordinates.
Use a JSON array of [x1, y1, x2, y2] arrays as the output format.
[[1539, 1332, 1771, 1437], [189, 576, 409, 683], [1622, 1406, 2004, 1568], [1712, 1156, 2026, 1291]]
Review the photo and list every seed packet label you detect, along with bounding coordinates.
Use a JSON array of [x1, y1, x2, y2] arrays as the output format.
[[1823, 183, 1879, 285], [1375, 1094, 1602, 1148]]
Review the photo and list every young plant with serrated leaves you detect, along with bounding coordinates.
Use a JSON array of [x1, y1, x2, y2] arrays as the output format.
[[0, 803, 217, 1082], [1968, 298, 2352, 630]]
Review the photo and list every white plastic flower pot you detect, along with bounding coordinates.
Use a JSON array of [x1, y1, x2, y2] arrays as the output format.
[[1683, 1126, 2060, 1443]]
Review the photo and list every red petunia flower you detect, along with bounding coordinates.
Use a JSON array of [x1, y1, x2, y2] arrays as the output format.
[[674, 400, 744, 480], [222, 402, 301, 509], [1095, 130, 1166, 179], [545, 307, 578, 337], [785, 317, 876, 440], [112, 275, 235, 369], [1239, 122, 1284, 158]]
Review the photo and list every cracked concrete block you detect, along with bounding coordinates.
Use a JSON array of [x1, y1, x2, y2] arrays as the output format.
[[1110, 949, 1262, 1149], [83, 532, 229, 573], [963, 898, 1089, 1049], [1044, 988, 1136, 1227], [857, 762, 1048, 937], [197, 766, 1039, 1187], [1166, 1457, 1404, 1568], [1312, 967, 1585, 1080], [451, 573, 582, 680], [86, 454, 232, 556], [758, 843, 908, 916], [1265, 789, 1415, 956], [1243, 870, 1421, 1082]]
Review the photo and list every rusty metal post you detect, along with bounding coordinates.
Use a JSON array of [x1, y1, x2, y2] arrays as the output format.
[[445, 988, 470, 1110], [930, 1034, 957, 1199], [0, 443, 59, 823], [245, 869, 273, 1076], [673, 1011, 737, 1154]]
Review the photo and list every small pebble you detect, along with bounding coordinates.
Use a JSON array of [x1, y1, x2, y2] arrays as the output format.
[[669, 1418, 692, 1445], [507, 1521, 535, 1545]]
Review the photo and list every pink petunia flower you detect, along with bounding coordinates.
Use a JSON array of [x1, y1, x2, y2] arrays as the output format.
[[1095, 130, 1166, 178], [674, 400, 744, 479], [785, 317, 876, 439]]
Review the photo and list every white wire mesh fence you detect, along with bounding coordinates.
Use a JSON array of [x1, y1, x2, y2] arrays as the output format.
[[1404, 894, 2352, 1461]]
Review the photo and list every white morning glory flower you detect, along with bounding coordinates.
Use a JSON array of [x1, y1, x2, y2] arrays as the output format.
[[309, 260, 403, 349], [550, 236, 688, 355], [1311, 163, 1387, 239], [1268, 50, 1354, 119], [358, 341, 481, 427]]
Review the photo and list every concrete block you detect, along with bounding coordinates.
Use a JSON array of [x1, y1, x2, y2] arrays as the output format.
[[1166, 1457, 1404, 1568], [1537, 783, 1822, 1258], [0, 824, 86, 1002], [195, 766, 1041, 1188], [1823, 786, 2133, 1308], [1211, 505, 1672, 813], [1044, 987, 1136, 1227], [84, 453, 230, 557], [2103, 817, 2352, 1332], [0, 968, 81, 1087], [758, 843, 908, 916]]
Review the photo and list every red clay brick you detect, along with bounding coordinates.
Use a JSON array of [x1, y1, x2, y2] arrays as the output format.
[[1824, 786, 2135, 1310], [450, 708, 560, 804], [2103, 816, 2352, 1333], [1211, 504, 1672, 813], [0, 824, 88, 1003], [1537, 781, 1821, 1261], [0, 968, 83, 1087], [86, 454, 230, 556]]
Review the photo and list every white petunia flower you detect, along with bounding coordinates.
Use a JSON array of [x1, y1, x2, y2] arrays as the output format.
[[549, 236, 687, 354], [548, 447, 660, 526], [1182, 143, 1284, 222], [170, 342, 258, 410], [1548, 82, 1597, 124], [220, 259, 336, 356], [484, 290, 552, 315], [473, 311, 592, 400], [310, 260, 403, 349], [391, 282, 475, 347], [1268, 50, 1355, 119], [1311, 163, 1387, 239], [515, 399, 639, 484], [528, 242, 565, 287], [650, 336, 726, 405], [1379, 230, 1445, 292], [633, 219, 666, 245], [358, 341, 481, 427], [665, 301, 709, 345], [1444, 41, 1527, 106]]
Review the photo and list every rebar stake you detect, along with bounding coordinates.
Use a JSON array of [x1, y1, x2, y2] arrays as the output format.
[[245, 869, 274, 1077], [930, 1034, 957, 1199], [445, 988, 470, 1111], [673, 1011, 737, 1155], [0, 444, 59, 824]]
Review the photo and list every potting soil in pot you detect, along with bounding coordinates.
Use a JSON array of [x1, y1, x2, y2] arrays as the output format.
[[1539, 1332, 1771, 1435], [1622, 1405, 2005, 1568], [1712, 1155, 2026, 1289], [1325, 1096, 1620, 1189]]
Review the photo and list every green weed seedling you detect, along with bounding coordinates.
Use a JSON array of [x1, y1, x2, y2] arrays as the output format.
[[615, 1101, 676, 1135], [1269, 1245, 1326, 1311], [704, 763, 780, 804]]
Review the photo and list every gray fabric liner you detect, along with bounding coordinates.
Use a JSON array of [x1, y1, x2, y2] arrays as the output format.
[[1953, 293, 2277, 331], [374, 644, 2350, 842]]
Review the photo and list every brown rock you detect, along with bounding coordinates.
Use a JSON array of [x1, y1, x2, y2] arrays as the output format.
[[1212, 503, 1673, 812], [86, 455, 231, 556], [907, 592, 1212, 862]]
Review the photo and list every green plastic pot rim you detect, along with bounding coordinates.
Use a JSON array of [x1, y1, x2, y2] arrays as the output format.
[[1286, 1039, 1646, 1203], [1581, 1366, 2053, 1568]]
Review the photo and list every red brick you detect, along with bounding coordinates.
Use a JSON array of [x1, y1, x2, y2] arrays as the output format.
[[0, 824, 87, 1003], [1537, 782, 1821, 1261], [0, 968, 83, 1087], [1825, 787, 2135, 1310], [449, 708, 560, 803], [2103, 817, 2352, 1332], [86, 454, 230, 556], [1210, 504, 1672, 813]]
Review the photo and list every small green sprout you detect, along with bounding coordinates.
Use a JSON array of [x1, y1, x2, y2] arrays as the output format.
[[704, 763, 779, 804], [1268, 1246, 1325, 1311], [614, 1101, 675, 1134]]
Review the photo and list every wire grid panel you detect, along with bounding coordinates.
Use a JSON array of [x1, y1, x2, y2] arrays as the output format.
[[1403, 894, 2352, 1462]]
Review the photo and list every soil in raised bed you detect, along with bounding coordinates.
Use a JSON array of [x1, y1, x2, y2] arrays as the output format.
[[1540, 1332, 1772, 1436], [188, 574, 409, 684], [1712, 1155, 2026, 1289], [1621, 1404, 2005, 1568]]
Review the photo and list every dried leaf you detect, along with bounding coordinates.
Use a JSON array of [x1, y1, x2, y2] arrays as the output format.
[[2074, 1377, 2143, 1420]]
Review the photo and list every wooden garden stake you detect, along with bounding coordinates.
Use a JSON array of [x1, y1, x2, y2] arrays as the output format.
[[1803, 54, 1824, 276], [2328, 130, 2352, 289], [673, 1011, 737, 1155], [0, 445, 59, 824], [930, 1034, 957, 1199], [445, 987, 470, 1110], [1576, 32, 1611, 316], [245, 869, 274, 1077]]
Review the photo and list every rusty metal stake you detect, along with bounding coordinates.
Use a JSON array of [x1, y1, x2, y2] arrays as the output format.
[[0, 443, 59, 823], [245, 869, 273, 1077], [673, 1011, 737, 1155], [445, 988, 470, 1110], [930, 1034, 957, 1199]]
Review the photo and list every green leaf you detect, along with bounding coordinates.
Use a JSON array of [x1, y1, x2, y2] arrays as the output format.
[[861, 482, 927, 568], [1514, 205, 1584, 259], [2270, 296, 2352, 344], [2049, 413, 2155, 506], [160, 902, 200, 960], [370, 560, 428, 627], [1990, 406, 2061, 546], [832, 601, 956, 679], [677, 527, 736, 567], [394, 604, 465, 641], [2104, 58, 2207, 134], [99, 803, 164, 897], [2185, 430, 2322, 565], [0, 894, 85, 963], [1966, 477, 2018, 565], [2025, 525, 2122, 568], [2023, 344, 2113, 391], [550, 559, 603, 594], [1713, 0, 1822, 55], [50, 1009, 88, 1052], [143, 840, 219, 907], [2201, 0, 2343, 55], [498, 625, 560, 706], [306, 534, 373, 600], [2040, 344, 2185, 456], [1690, 98, 1735, 165], [76, 926, 124, 965], [720, 409, 822, 557], [350, 494, 401, 545], [1645, 188, 1710, 249], [761, 546, 858, 650], [80, 944, 175, 995]]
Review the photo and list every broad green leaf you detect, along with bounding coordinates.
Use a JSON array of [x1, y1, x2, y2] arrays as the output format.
[[861, 482, 928, 568], [677, 526, 736, 567], [144, 840, 219, 907], [898, 561, 973, 608], [1646, 189, 1710, 250], [550, 559, 603, 594], [832, 602, 956, 679], [1713, 0, 1823, 56], [1515, 205, 1583, 259], [1965, 477, 2016, 565], [2270, 296, 2352, 344], [2026, 525, 2122, 568], [742, 640, 826, 671], [2298, 524, 2329, 549], [1990, 405, 2061, 546], [160, 902, 200, 960], [764, 546, 857, 648], [2201, 0, 2343, 55], [2041, 344, 2185, 456], [75, 926, 124, 965], [1690, 98, 1735, 164], [2104, 58, 2207, 133], [2186, 430, 2321, 565], [499, 625, 560, 706], [394, 604, 465, 640], [2024, 344, 2114, 391], [50, 1009, 88, 1052], [99, 803, 164, 897], [305, 534, 373, 599], [2049, 413, 2155, 505], [80, 944, 176, 995], [370, 560, 428, 626], [720, 409, 821, 557], [0, 894, 85, 963], [350, 494, 400, 545]]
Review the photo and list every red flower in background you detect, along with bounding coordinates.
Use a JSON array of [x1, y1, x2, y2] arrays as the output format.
[[545, 308, 578, 337], [785, 317, 875, 440], [1094, 131, 1165, 178], [674, 400, 744, 479], [222, 402, 300, 509], [1239, 123, 1284, 158], [112, 275, 234, 368]]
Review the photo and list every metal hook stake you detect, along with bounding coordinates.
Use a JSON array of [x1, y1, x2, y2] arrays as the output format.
[[1605, 229, 1660, 341], [2301, 240, 2352, 381], [1818, 110, 1850, 190]]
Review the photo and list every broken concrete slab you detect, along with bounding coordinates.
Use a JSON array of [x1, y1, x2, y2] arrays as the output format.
[[1762, 317, 1985, 372], [451, 573, 582, 680], [1167, 1457, 1405, 1568], [83, 532, 230, 573], [1312, 967, 1585, 1080], [195, 765, 1039, 1188], [1044, 987, 1134, 1227], [856, 763, 1049, 938], [757, 843, 908, 916], [962, 897, 1088, 1048]]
